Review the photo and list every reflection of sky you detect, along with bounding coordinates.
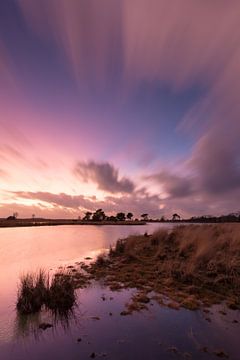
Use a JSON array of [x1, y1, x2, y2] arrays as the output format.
[[0, 1, 240, 218], [0, 223, 160, 343], [2, 284, 240, 359]]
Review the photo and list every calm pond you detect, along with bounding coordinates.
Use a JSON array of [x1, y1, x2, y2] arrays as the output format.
[[0, 223, 239, 360]]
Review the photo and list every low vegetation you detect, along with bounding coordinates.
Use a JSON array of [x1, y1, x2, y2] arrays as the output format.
[[16, 270, 48, 314], [47, 272, 76, 314], [17, 224, 240, 316], [86, 224, 240, 311], [17, 269, 76, 315]]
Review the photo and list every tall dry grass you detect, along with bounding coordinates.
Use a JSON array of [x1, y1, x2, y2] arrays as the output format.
[[111, 224, 240, 291]]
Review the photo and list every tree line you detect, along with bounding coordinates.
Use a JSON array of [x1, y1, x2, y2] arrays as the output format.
[[82, 209, 149, 222], [5, 210, 240, 223]]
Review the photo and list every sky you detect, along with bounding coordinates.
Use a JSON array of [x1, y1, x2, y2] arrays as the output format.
[[0, 0, 240, 219]]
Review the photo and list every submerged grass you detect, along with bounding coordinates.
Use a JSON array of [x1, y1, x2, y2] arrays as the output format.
[[17, 269, 76, 315], [86, 224, 240, 311]]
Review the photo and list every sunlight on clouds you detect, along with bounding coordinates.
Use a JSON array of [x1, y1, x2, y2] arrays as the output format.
[[0, 1, 239, 217]]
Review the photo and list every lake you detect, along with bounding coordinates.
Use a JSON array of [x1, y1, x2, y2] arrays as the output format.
[[0, 223, 239, 359]]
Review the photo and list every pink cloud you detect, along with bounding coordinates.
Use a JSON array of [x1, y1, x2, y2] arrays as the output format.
[[0, 1, 239, 218], [74, 160, 135, 194], [8, 189, 163, 219]]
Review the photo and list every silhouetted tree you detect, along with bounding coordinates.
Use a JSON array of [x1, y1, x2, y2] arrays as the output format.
[[116, 212, 126, 221], [160, 216, 165, 222], [83, 211, 92, 221], [7, 215, 16, 220], [186, 212, 240, 223], [172, 213, 180, 221], [141, 213, 148, 221], [126, 212, 133, 220], [108, 215, 117, 221], [92, 209, 106, 221]]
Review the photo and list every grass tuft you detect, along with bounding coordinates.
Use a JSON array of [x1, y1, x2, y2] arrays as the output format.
[[17, 269, 76, 315], [16, 270, 48, 315], [46, 272, 75, 314]]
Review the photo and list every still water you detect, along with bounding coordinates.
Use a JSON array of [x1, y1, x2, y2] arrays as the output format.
[[0, 223, 239, 359]]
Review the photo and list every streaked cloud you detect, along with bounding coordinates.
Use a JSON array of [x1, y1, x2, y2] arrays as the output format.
[[145, 171, 194, 198], [74, 161, 135, 194], [9, 189, 162, 218], [0, 1, 239, 217], [189, 129, 240, 195]]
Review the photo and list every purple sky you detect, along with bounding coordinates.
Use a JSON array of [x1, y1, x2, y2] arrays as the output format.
[[0, 0, 240, 218]]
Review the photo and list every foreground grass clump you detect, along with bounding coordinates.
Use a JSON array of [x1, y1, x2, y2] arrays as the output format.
[[16, 270, 48, 314], [17, 270, 76, 315], [46, 272, 75, 314], [87, 224, 240, 311]]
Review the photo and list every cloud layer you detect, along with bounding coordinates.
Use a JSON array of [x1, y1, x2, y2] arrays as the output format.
[[0, 2, 240, 217], [74, 161, 135, 194], [7, 189, 162, 219]]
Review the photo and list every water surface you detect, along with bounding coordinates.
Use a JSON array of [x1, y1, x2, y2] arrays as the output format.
[[0, 223, 164, 343], [0, 223, 239, 359]]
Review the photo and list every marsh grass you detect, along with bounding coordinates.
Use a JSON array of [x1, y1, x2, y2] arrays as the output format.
[[16, 270, 48, 315], [17, 269, 76, 315], [46, 271, 75, 315], [95, 253, 110, 267], [17, 224, 240, 315], [111, 224, 240, 289], [88, 224, 240, 310]]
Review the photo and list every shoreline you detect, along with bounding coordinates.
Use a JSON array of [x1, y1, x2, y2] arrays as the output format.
[[0, 219, 146, 228], [1, 219, 239, 229], [68, 223, 240, 313]]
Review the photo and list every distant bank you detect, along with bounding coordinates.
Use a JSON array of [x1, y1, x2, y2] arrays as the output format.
[[0, 219, 146, 228]]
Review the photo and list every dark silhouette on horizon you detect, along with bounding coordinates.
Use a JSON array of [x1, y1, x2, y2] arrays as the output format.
[[172, 213, 181, 221]]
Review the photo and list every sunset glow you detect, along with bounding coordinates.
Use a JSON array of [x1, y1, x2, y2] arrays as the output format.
[[0, 0, 239, 218]]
